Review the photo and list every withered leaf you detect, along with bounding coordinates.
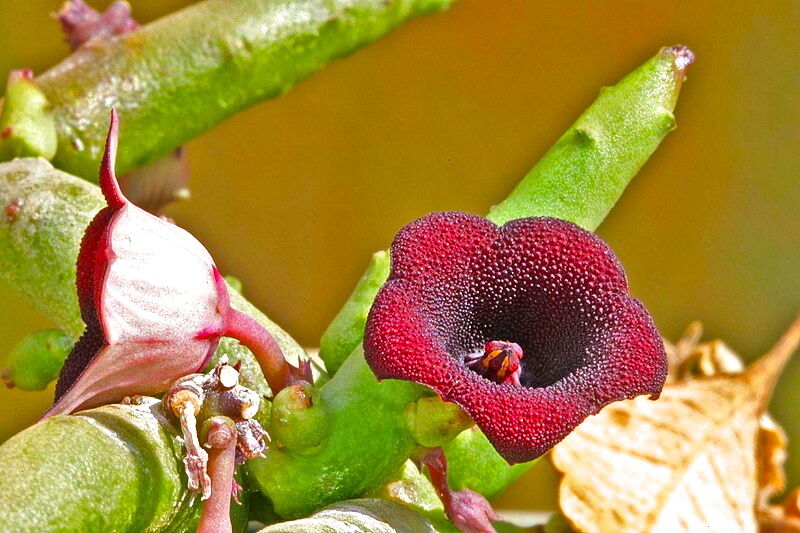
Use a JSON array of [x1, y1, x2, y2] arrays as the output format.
[[551, 313, 800, 533], [760, 488, 800, 533]]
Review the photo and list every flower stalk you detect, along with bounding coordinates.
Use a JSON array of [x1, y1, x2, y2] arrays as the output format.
[[224, 308, 292, 394], [198, 416, 238, 533], [421, 447, 501, 533]]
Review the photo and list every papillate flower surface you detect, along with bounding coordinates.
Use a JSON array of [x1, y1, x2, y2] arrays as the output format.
[[47, 111, 291, 417], [364, 212, 667, 463]]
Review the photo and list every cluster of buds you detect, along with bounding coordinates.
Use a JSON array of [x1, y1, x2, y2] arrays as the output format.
[[163, 356, 268, 501]]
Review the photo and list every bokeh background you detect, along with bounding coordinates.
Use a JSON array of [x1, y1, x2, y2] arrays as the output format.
[[0, 0, 797, 512]]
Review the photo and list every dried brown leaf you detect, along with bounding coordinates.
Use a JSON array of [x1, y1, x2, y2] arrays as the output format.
[[665, 321, 704, 380], [552, 313, 800, 533], [759, 415, 789, 507], [760, 488, 800, 533]]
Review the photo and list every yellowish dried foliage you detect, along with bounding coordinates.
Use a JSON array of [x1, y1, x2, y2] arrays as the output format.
[[760, 488, 800, 533], [551, 313, 800, 533]]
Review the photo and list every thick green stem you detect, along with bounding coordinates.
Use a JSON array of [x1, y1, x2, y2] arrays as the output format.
[[486, 45, 694, 227], [317, 44, 694, 494], [33, 0, 453, 180], [0, 400, 248, 532], [249, 348, 427, 517], [319, 251, 390, 374]]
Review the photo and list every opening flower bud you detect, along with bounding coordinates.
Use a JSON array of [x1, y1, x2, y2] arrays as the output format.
[[44, 110, 295, 418], [269, 382, 329, 452]]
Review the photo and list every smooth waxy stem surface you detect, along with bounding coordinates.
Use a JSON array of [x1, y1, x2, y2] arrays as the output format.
[[32, 0, 454, 179], [0, 400, 248, 531]]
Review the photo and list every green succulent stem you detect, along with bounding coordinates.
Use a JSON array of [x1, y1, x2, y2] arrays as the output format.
[[27, 0, 453, 180], [0, 401, 249, 532], [486, 45, 694, 227], [249, 347, 428, 517], [320, 251, 390, 374]]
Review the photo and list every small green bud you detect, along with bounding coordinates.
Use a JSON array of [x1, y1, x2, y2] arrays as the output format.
[[1, 329, 71, 390], [269, 382, 329, 453], [0, 70, 57, 160], [200, 415, 237, 448], [404, 396, 473, 448]]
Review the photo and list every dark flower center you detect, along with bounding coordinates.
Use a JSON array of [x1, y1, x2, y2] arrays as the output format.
[[465, 341, 523, 386]]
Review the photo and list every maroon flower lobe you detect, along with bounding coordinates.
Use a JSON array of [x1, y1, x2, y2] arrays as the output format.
[[364, 212, 667, 463]]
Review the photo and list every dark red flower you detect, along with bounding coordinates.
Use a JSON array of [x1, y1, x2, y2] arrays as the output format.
[[364, 212, 667, 463]]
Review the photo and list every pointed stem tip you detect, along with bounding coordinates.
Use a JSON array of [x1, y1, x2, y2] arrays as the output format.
[[422, 447, 501, 533], [664, 44, 695, 81], [99, 109, 127, 209], [9, 69, 34, 82]]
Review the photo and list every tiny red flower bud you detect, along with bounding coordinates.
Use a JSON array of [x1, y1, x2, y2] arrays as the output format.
[[58, 0, 139, 51]]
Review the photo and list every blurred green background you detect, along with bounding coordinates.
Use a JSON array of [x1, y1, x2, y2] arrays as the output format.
[[0, 0, 797, 512]]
